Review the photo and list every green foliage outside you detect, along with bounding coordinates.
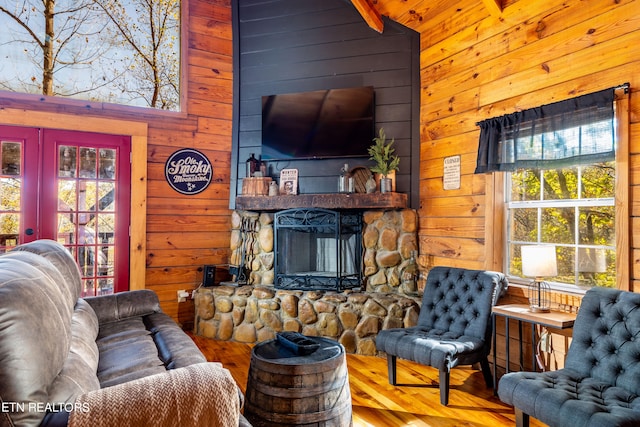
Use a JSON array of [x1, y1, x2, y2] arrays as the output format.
[[508, 161, 616, 288], [0, 178, 20, 247]]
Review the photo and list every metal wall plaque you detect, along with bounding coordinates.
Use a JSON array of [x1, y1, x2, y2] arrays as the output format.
[[165, 148, 213, 195]]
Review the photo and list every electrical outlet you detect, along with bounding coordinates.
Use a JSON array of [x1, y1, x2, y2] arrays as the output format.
[[203, 265, 216, 287], [539, 330, 552, 353], [177, 290, 189, 302]]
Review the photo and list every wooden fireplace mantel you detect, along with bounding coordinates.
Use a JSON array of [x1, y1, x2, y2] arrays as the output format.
[[235, 192, 408, 211]]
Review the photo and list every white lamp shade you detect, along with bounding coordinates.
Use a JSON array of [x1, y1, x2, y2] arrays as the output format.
[[521, 245, 558, 278]]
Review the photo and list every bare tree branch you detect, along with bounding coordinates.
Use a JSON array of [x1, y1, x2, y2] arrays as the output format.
[[0, 5, 44, 48], [0, 0, 180, 109]]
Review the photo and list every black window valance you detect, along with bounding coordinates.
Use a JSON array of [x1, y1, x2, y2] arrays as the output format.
[[475, 87, 617, 174]]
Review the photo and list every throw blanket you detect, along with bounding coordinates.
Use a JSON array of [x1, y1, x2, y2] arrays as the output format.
[[69, 363, 240, 427]]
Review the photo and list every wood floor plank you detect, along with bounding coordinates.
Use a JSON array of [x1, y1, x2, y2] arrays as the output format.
[[189, 334, 545, 426]]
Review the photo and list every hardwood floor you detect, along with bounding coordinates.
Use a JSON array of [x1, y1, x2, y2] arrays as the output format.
[[190, 334, 546, 426]]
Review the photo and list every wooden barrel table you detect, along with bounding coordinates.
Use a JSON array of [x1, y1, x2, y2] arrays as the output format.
[[244, 336, 352, 426]]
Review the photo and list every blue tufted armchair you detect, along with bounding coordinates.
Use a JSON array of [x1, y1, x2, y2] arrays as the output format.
[[375, 266, 508, 405], [498, 287, 640, 427]]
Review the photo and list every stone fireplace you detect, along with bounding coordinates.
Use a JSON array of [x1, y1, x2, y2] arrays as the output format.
[[194, 202, 423, 356], [228, 206, 420, 294]]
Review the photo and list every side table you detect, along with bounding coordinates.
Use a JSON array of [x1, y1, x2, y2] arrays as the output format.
[[244, 336, 352, 426], [492, 304, 577, 393]]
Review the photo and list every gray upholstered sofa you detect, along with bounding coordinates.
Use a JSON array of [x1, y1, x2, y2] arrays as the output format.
[[498, 287, 640, 427], [0, 240, 245, 427]]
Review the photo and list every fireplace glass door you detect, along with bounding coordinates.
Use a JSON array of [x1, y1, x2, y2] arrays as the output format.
[[274, 208, 362, 291]]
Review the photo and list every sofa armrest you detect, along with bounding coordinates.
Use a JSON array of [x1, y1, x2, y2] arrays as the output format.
[[84, 289, 161, 324], [68, 363, 241, 427]]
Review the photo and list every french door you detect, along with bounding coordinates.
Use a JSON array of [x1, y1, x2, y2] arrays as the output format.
[[0, 126, 131, 295]]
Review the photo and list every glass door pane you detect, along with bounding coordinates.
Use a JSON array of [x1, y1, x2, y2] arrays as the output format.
[[0, 142, 22, 250], [0, 126, 39, 251], [42, 130, 130, 296]]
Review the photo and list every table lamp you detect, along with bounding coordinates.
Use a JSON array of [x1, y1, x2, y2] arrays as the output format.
[[521, 245, 557, 313]]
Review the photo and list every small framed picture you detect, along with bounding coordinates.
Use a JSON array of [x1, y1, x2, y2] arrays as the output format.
[[279, 168, 298, 195]]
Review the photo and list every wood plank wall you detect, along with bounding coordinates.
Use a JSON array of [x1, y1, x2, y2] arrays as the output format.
[[130, 0, 234, 327], [0, 0, 234, 328], [231, 0, 420, 208], [1, 0, 639, 341], [399, 0, 640, 370], [411, 0, 640, 274]]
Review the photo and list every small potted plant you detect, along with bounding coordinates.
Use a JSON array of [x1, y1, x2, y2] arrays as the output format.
[[368, 128, 400, 192]]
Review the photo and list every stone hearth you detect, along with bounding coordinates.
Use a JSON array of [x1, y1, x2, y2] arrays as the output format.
[[194, 285, 420, 356]]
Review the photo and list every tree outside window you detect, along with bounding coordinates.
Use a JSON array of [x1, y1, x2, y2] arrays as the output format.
[[479, 86, 627, 290], [0, 0, 180, 111], [506, 128, 616, 289]]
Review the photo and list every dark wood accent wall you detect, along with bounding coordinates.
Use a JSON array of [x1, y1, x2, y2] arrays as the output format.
[[230, 0, 420, 208]]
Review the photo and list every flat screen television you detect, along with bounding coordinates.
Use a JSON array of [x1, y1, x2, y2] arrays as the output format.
[[261, 86, 375, 160]]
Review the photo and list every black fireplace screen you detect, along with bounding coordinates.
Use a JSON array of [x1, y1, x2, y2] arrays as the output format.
[[274, 208, 362, 291]]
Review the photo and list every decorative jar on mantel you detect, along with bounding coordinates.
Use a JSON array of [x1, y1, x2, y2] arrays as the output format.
[[376, 170, 396, 193]]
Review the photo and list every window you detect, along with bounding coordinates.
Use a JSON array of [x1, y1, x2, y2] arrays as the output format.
[[506, 162, 615, 288], [477, 86, 629, 290], [0, 0, 181, 111]]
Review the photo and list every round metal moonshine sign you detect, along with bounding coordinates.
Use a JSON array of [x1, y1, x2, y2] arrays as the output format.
[[165, 148, 213, 195]]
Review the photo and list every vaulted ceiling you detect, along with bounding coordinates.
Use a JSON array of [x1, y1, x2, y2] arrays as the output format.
[[351, 0, 503, 33]]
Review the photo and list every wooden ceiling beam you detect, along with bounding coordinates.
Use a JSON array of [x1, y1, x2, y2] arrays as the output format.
[[480, 0, 503, 17], [350, 0, 384, 33]]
